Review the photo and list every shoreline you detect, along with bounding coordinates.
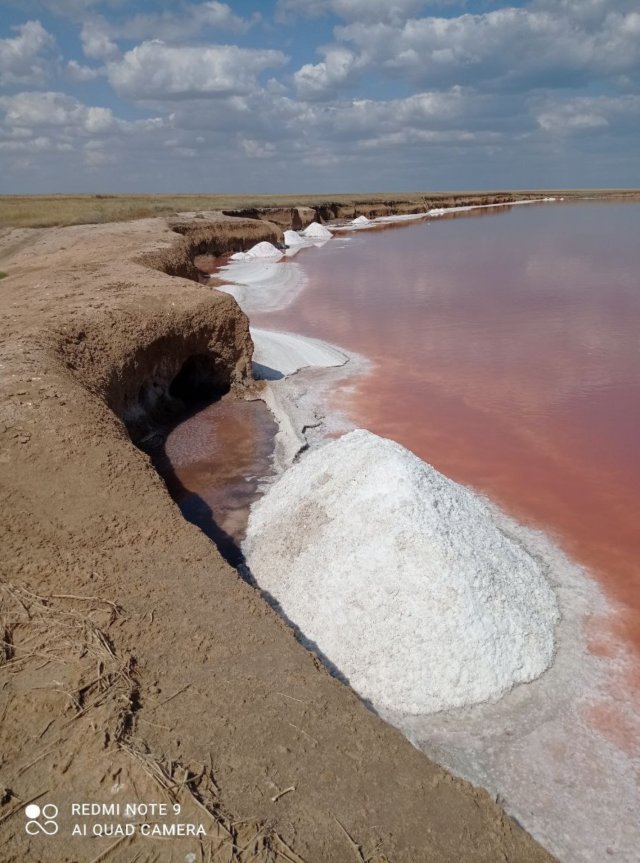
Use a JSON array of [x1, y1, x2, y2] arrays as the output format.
[[212, 202, 640, 863], [0, 205, 560, 862], [213, 198, 564, 479], [1, 193, 634, 861]]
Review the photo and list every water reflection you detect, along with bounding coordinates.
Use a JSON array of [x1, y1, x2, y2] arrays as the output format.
[[254, 201, 640, 652], [152, 396, 277, 566]]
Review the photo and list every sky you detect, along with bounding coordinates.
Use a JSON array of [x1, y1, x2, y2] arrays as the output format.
[[0, 0, 638, 194]]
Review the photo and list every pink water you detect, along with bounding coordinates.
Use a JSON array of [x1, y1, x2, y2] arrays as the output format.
[[254, 201, 640, 659], [153, 396, 277, 566]]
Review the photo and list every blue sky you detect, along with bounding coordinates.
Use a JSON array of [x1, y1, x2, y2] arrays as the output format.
[[0, 0, 638, 193]]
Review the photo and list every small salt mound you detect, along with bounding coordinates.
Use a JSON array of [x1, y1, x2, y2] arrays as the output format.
[[283, 230, 306, 247], [351, 215, 371, 225], [230, 241, 283, 261], [244, 430, 559, 715], [301, 222, 333, 240]]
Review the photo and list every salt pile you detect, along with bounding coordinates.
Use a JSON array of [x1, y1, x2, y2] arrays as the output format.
[[244, 430, 559, 715], [351, 215, 371, 226], [283, 230, 306, 246], [230, 241, 283, 261], [301, 222, 333, 240]]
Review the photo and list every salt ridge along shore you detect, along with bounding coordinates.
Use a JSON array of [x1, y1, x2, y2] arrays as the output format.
[[330, 197, 558, 230]]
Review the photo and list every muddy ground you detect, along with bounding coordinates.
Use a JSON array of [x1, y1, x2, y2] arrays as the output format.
[[0, 201, 556, 862]]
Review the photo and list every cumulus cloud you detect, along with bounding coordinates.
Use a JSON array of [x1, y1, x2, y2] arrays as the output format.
[[66, 59, 101, 81], [0, 88, 167, 180], [0, 91, 116, 133], [334, 5, 640, 89], [536, 94, 640, 134], [294, 47, 362, 100], [56, 2, 258, 64], [119, 2, 257, 41], [80, 17, 119, 61], [1, 0, 639, 191], [107, 41, 287, 100], [0, 20, 55, 87]]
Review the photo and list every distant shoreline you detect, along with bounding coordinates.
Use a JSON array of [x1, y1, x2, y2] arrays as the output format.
[[2, 187, 640, 229]]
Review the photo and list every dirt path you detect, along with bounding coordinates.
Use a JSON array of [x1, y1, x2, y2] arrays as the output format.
[[0, 212, 556, 862]]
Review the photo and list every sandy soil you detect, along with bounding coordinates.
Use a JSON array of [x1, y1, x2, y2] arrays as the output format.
[[0, 207, 555, 861]]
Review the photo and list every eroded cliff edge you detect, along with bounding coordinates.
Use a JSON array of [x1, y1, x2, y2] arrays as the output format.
[[0, 208, 555, 862]]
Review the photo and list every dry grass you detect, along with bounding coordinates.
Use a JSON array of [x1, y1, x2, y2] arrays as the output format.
[[1, 582, 383, 862], [1, 189, 637, 229]]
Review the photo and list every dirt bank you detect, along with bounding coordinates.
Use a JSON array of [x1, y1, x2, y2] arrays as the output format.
[[0, 208, 555, 861]]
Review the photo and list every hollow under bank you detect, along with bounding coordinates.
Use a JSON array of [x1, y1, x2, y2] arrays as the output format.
[[54, 292, 256, 449], [151, 393, 278, 567]]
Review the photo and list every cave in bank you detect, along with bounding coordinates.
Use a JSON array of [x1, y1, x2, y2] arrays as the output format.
[[127, 352, 277, 569]]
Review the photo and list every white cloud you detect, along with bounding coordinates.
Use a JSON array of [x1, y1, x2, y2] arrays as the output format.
[[1, 0, 638, 191], [331, 4, 640, 89], [120, 2, 257, 41], [0, 20, 55, 87], [0, 135, 73, 154], [59, 2, 258, 62], [240, 138, 277, 159], [81, 18, 119, 61], [294, 47, 361, 100], [536, 94, 640, 134], [66, 59, 101, 81], [107, 41, 287, 100], [0, 91, 116, 134]]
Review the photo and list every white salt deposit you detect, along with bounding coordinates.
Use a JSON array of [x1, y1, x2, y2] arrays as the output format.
[[244, 430, 559, 715], [251, 328, 348, 380], [427, 199, 549, 218], [230, 241, 284, 261], [301, 222, 333, 240], [375, 212, 428, 223], [351, 215, 371, 225], [283, 230, 306, 246], [216, 259, 307, 313]]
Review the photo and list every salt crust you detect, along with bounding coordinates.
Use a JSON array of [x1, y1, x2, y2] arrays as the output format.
[[251, 327, 348, 379], [215, 259, 307, 313], [244, 430, 559, 715]]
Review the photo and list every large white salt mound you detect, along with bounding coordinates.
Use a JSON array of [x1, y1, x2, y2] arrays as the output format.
[[244, 430, 559, 715], [230, 241, 283, 261], [301, 222, 333, 240]]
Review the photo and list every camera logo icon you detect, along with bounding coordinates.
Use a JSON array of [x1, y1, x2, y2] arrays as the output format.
[[25, 803, 59, 836]]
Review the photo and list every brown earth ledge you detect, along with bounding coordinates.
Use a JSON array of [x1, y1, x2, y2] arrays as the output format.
[[0, 210, 555, 862]]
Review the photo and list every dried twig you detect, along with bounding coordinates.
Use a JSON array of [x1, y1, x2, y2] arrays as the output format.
[[270, 786, 295, 804], [334, 818, 365, 863]]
